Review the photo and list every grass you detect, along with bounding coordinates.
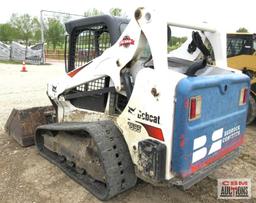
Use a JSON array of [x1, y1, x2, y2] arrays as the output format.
[[0, 60, 23, 64]]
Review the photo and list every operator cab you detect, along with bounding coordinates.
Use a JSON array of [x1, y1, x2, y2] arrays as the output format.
[[64, 15, 129, 113], [65, 15, 129, 72], [227, 33, 256, 57]]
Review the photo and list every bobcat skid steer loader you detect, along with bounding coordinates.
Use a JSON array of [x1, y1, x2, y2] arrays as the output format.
[[5, 7, 250, 200]]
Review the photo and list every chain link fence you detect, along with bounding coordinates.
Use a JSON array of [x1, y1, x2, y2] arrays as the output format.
[[41, 11, 85, 62]]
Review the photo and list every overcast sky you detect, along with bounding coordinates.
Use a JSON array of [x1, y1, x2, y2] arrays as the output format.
[[0, 0, 255, 33]]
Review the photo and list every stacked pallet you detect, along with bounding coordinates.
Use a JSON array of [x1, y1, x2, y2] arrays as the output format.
[[0, 41, 44, 64], [0, 42, 11, 60]]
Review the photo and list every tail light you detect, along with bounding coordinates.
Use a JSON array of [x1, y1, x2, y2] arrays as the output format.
[[239, 88, 248, 105], [189, 96, 202, 121]]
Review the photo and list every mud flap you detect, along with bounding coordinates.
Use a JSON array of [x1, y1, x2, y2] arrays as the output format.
[[4, 106, 55, 147]]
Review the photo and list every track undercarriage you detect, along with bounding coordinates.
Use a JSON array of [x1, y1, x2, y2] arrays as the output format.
[[35, 121, 137, 200]]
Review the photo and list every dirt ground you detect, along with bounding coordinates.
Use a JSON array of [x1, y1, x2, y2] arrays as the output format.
[[0, 62, 255, 203]]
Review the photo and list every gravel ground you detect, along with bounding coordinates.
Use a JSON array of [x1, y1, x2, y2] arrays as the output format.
[[0, 62, 255, 203]]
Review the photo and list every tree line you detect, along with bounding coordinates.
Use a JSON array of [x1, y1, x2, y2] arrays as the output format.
[[0, 8, 123, 50], [1, 7, 248, 52]]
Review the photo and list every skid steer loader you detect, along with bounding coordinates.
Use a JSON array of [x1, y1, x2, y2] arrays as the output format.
[[5, 8, 250, 200]]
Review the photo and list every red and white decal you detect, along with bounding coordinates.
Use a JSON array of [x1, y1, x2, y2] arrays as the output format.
[[138, 122, 164, 141], [119, 36, 135, 48], [67, 66, 84, 77], [67, 61, 92, 77]]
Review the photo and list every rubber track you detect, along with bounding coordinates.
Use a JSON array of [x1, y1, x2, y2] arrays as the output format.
[[35, 120, 137, 200]]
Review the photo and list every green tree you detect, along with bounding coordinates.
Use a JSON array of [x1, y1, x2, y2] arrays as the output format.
[[236, 27, 249, 33], [31, 18, 41, 43], [168, 36, 187, 52], [109, 8, 122, 16], [10, 14, 40, 45], [45, 18, 65, 50], [169, 36, 187, 46], [0, 23, 18, 43], [84, 8, 103, 17], [33, 28, 41, 43]]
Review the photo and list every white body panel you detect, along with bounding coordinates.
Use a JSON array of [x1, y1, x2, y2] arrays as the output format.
[[117, 68, 184, 180]]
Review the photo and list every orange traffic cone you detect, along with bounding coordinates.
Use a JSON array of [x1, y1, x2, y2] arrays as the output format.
[[21, 61, 27, 72]]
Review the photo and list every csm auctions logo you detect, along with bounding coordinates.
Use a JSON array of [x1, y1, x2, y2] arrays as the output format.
[[218, 179, 251, 199]]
